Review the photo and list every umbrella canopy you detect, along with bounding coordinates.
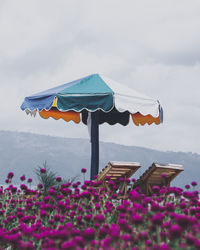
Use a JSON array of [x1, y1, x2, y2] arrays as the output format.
[[21, 74, 163, 179]]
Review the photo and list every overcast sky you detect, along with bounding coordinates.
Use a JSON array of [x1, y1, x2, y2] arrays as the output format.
[[0, 0, 200, 154]]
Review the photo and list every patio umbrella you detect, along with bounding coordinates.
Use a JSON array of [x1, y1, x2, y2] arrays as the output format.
[[21, 73, 163, 179]]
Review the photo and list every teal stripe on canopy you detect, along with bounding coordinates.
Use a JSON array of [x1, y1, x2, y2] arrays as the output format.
[[57, 94, 113, 112], [58, 74, 113, 94], [57, 74, 114, 112]]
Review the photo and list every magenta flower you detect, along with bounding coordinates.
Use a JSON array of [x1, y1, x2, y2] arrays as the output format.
[[151, 202, 160, 212], [20, 184, 27, 190], [40, 210, 48, 218], [56, 177, 62, 182], [37, 183, 43, 189], [27, 178, 32, 183], [72, 183, 78, 188], [105, 176, 110, 180], [138, 231, 148, 241], [5, 178, 10, 184], [151, 213, 164, 226], [7, 172, 14, 179], [191, 181, 197, 187], [129, 189, 140, 202], [118, 219, 130, 232], [94, 214, 105, 224], [165, 203, 175, 212], [74, 236, 84, 247], [175, 214, 192, 229], [145, 240, 152, 246], [169, 224, 182, 240], [81, 168, 87, 173], [83, 228, 95, 241], [40, 168, 46, 173], [84, 214, 92, 222], [195, 239, 200, 249], [109, 224, 120, 240], [121, 234, 132, 241], [152, 185, 160, 193], [20, 175, 26, 181], [161, 173, 167, 179], [179, 202, 187, 209], [19, 241, 35, 249], [185, 184, 190, 189], [132, 214, 143, 225], [158, 242, 171, 250], [61, 240, 76, 249], [185, 233, 196, 246]]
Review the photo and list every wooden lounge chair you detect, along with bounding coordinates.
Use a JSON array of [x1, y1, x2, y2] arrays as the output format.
[[134, 162, 184, 195], [97, 161, 141, 195]]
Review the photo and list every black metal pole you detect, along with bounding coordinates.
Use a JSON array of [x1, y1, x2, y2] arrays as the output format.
[[90, 111, 99, 180]]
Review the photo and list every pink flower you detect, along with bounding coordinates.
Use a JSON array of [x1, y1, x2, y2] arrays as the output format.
[[84, 214, 92, 222], [19, 241, 35, 249], [94, 214, 105, 224], [56, 177, 62, 182], [5, 179, 10, 184], [121, 234, 132, 241], [40, 168, 46, 173], [159, 242, 171, 250], [7, 172, 14, 179], [151, 213, 164, 226], [175, 214, 192, 229], [109, 224, 120, 240], [185, 233, 196, 246], [195, 239, 200, 248], [20, 175, 26, 181], [37, 183, 43, 189], [20, 184, 27, 190], [185, 184, 190, 189], [83, 228, 95, 241], [27, 178, 32, 183], [61, 240, 76, 249], [169, 224, 182, 240], [165, 203, 175, 212], [74, 236, 84, 247], [191, 181, 197, 187], [129, 189, 140, 202], [132, 214, 143, 225], [152, 185, 160, 193], [72, 183, 78, 188], [81, 168, 87, 173], [105, 176, 110, 180]]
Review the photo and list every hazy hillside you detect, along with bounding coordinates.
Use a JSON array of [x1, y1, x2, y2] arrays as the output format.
[[0, 130, 199, 188]]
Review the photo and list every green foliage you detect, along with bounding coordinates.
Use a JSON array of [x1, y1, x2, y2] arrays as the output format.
[[35, 161, 58, 195], [35, 161, 79, 195]]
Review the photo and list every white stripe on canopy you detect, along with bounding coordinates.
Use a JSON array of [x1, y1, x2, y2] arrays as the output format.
[[101, 75, 160, 117]]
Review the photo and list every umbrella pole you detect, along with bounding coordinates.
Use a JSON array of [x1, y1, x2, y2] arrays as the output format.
[[90, 111, 99, 180]]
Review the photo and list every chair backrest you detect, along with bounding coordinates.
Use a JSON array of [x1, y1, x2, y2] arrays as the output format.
[[97, 161, 141, 183], [134, 162, 184, 195]]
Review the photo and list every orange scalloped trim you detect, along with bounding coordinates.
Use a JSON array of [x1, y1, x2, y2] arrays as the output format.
[[131, 112, 160, 126], [39, 109, 81, 124]]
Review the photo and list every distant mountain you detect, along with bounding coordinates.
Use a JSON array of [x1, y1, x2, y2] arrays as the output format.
[[0, 130, 199, 188]]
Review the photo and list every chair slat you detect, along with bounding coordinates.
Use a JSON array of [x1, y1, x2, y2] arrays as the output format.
[[134, 162, 183, 195]]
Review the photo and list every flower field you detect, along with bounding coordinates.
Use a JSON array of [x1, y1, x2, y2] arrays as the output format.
[[0, 169, 199, 249]]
